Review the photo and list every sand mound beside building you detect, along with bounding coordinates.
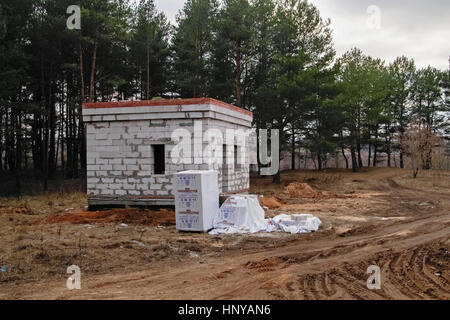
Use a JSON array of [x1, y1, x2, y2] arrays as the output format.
[[283, 182, 354, 199], [284, 183, 320, 198], [259, 196, 283, 209]]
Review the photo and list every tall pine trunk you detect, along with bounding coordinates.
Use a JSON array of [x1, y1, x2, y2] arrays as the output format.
[[357, 140, 363, 168], [317, 153, 323, 171], [146, 42, 151, 100], [400, 152, 404, 169], [386, 126, 391, 167], [373, 147, 378, 167], [341, 145, 349, 169], [235, 49, 242, 107], [79, 46, 85, 103], [48, 70, 56, 176], [13, 98, 22, 195], [272, 118, 282, 184], [40, 56, 49, 191], [89, 43, 97, 103], [350, 144, 358, 172], [291, 130, 295, 170], [350, 131, 358, 172], [373, 132, 378, 167], [0, 111, 3, 170]]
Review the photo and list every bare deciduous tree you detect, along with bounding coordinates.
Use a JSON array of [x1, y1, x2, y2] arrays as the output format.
[[401, 121, 445, 178]]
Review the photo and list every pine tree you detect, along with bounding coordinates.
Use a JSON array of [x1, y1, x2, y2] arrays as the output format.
[[269, 0, 335, 177], [388, 56, 415, 168], [171, 0, 218, 98], [0, 0, 34, 193], [130, 0, 171, 100], [210, 0, 252, 107]]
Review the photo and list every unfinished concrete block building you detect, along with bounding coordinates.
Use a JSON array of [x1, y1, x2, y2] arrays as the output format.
[[82, 98, 253, 207]]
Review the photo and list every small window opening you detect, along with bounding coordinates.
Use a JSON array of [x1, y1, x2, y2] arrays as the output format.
[[153, 145, 165, 175]]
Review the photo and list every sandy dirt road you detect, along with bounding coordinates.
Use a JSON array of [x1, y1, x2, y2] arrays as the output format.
[[1, 169, 449, 300]]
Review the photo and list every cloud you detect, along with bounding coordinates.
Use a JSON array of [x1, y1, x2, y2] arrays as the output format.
[[309, 0, 450, 69]]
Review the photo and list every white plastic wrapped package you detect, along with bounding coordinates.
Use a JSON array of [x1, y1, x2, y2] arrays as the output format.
[[174, 170, 220, 232], [210, 195, 266, 234]]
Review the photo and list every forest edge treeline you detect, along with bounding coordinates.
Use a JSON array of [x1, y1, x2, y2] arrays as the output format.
[[0, 0, 449, 195]]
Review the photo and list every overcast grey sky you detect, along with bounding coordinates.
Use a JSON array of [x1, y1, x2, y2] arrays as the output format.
[[154, 0, 450, 70]]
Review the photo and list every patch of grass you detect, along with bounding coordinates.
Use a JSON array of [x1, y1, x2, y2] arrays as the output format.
[[250, 170, 344, 196], [0, 192, 87, 216], [394, 170, 450, 190]]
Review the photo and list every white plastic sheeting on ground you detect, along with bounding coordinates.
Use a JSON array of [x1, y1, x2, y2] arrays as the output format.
[[209, 195, 322, 235], [266, 214, 322, 234]]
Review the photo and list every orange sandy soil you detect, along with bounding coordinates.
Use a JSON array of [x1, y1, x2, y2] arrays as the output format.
[[0, 168, 448, 300], [35, 208, 175, 227]]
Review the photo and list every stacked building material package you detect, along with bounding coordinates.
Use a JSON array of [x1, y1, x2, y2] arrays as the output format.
[[174, 170, 219, 232]]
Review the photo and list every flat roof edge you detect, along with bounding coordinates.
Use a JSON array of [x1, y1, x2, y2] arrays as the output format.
[[82, 98, 253, 117]]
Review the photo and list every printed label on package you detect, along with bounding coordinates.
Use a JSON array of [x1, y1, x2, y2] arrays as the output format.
[[177, 215, 200, 230]]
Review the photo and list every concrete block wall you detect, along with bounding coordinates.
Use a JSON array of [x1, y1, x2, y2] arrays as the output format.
[[204, 118, 250, 193], [87, 119, 173, 198], [86, 119, 250, 200]]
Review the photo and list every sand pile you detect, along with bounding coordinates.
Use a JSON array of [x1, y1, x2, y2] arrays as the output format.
[[259, 196, 283, 209], [284, 183, 320, 198], [283, 183, 354, 199], [37, 208, 175, 226]]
